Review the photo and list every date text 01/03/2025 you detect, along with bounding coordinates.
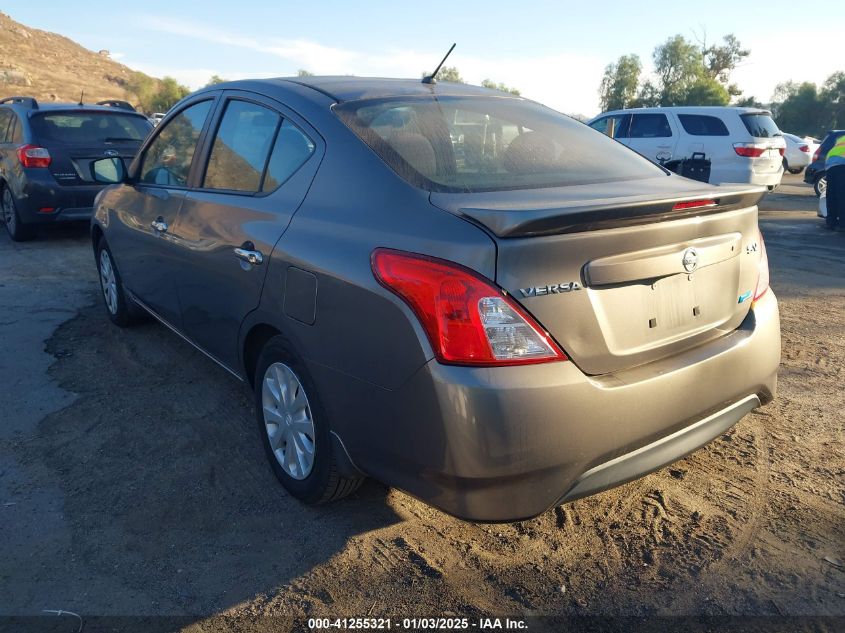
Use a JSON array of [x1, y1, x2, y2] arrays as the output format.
[[307, 617, 528, 630]]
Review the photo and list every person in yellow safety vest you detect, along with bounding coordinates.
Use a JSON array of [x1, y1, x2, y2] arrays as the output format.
[[825, 133, 845, 231]]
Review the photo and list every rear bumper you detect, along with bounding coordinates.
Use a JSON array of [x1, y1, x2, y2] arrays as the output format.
[[804, 165, 824, 184], [320, 291, 780, 522], [14, 172, 102, 224]]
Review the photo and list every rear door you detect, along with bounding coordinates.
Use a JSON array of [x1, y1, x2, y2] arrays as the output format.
[[107, 98, 216, 326], [626, 112, 676, 164], [675, 113, 734, 183], [171, 92, 321, 370]]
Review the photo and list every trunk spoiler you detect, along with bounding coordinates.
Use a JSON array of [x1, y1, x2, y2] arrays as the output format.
[[430, 178, 767, 238]]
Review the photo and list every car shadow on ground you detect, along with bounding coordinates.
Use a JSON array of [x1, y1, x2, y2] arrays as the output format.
[[16, 296, 403, 620]]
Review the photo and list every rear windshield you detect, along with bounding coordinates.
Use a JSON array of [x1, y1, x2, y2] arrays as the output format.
[[740, 113, 780, 139], [335, 96, 665, 193], [31, 111, 151, 145]]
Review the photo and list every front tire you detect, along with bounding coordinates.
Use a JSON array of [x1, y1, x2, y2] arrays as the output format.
[[2, 186, 34, 242], [255, 336, 363, 504], [96, 238, 144, 326]]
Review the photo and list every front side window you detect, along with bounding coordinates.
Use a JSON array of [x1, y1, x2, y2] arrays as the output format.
[[678, 114, 729, 136], [30, 112, 151, 144], [629, 113, 672, 138], [140, 100, 213, 186], [336, 98, 663, 193], [589, 114, 631, 139]]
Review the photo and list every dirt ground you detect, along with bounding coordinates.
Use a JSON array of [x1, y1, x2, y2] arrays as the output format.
[[1, 174, 843, 632]]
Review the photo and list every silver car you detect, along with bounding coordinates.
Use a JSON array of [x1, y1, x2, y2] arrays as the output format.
[[90, 77, 780, 522]]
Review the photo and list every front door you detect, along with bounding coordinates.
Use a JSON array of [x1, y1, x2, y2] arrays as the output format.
[[171, 94, 320, 370], [109, 98, 216, 327]]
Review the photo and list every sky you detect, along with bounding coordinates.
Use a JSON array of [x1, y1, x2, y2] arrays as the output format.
[[5, 1, 843, 116]]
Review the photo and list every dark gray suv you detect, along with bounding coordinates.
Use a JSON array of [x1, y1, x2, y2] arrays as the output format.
[[91, 77, 780, 522]]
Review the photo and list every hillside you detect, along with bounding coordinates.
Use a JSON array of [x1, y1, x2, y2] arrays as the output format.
[[0, 11, 159, 109]]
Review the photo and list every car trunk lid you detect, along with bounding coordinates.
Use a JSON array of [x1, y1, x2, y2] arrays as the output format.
[[46, 143, 140, 186], [431, 176, 767, 375]]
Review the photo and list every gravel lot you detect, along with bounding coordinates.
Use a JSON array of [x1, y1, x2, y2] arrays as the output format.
[[1, 174, 842, 631]]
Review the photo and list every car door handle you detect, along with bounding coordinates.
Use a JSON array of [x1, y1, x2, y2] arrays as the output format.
[[234, 246, 264, 266], [150, 218, 168, 233]]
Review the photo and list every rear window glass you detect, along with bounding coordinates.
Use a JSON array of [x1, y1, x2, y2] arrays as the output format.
[[335, 96, 665, 193], [678, 114, 729, 136], [740, 113, 780, 139], [31, 112, 151, 144]]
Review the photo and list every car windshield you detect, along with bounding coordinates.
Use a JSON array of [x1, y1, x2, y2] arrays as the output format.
[[31, 111, 151, 145], [335, 95, 665, 193], [740, 113, 781, 139]]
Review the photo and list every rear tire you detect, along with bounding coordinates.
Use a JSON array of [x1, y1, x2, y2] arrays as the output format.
[[787, 167, 803, 175], [814, 175, 827, 198], [255, 336, 363, 504], [96, 237, 144, 326], [2, 186, 34, 242]]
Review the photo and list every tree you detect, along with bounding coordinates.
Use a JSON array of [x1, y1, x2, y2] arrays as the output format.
[[703, 34, 749, 83], [735, 95, 764, 108], [126, 72, 157, 112], [297, 69, 314, 77], [650, 35, 707, 106], [481, 79, 520, 96], [771, 74, 845, 137], [682, 77, 730, 106], [821, 71, 845, 129], [205, 75, 227, 86], [598, 54, 641, 111], [150, 77, 190, 112], [421, 65, 463, 83]]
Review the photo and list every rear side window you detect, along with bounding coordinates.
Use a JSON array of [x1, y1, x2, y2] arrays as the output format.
[[262, 121, 315, 191], [0, 110, 11, 143], [9, 114, 22, 143], [740, 113, 780, 138], [140, 100, 213, 186], [337, 97, 664, 193], [678, 114, 729, 136], [30, 112, 151, 144], [203, 100, 280, 192], [629, 113, 672, 138]]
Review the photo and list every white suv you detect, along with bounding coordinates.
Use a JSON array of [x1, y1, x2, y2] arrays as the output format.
[[587, 107, 786, 189]]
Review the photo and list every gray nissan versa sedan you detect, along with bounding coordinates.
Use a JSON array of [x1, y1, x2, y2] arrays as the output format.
[[89, 77, 780, 522]]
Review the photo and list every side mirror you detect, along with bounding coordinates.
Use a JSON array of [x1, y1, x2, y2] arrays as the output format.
[[91, 157, 127, 184]]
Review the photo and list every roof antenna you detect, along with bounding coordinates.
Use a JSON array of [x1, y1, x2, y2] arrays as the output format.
[[78, 90, 84, 106], [422, 43, 456, 84]]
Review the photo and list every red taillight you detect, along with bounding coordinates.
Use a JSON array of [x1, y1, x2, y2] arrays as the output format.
[[812, 148, 821, 162], [17, 144, 51, 168], [753, 232, 769, 304], [673, 199, 717, 211], [799, 145, 809, 153], [371, 249, 567, 366], [733, 144, 765, 158], [778, 147, 785, 157]]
